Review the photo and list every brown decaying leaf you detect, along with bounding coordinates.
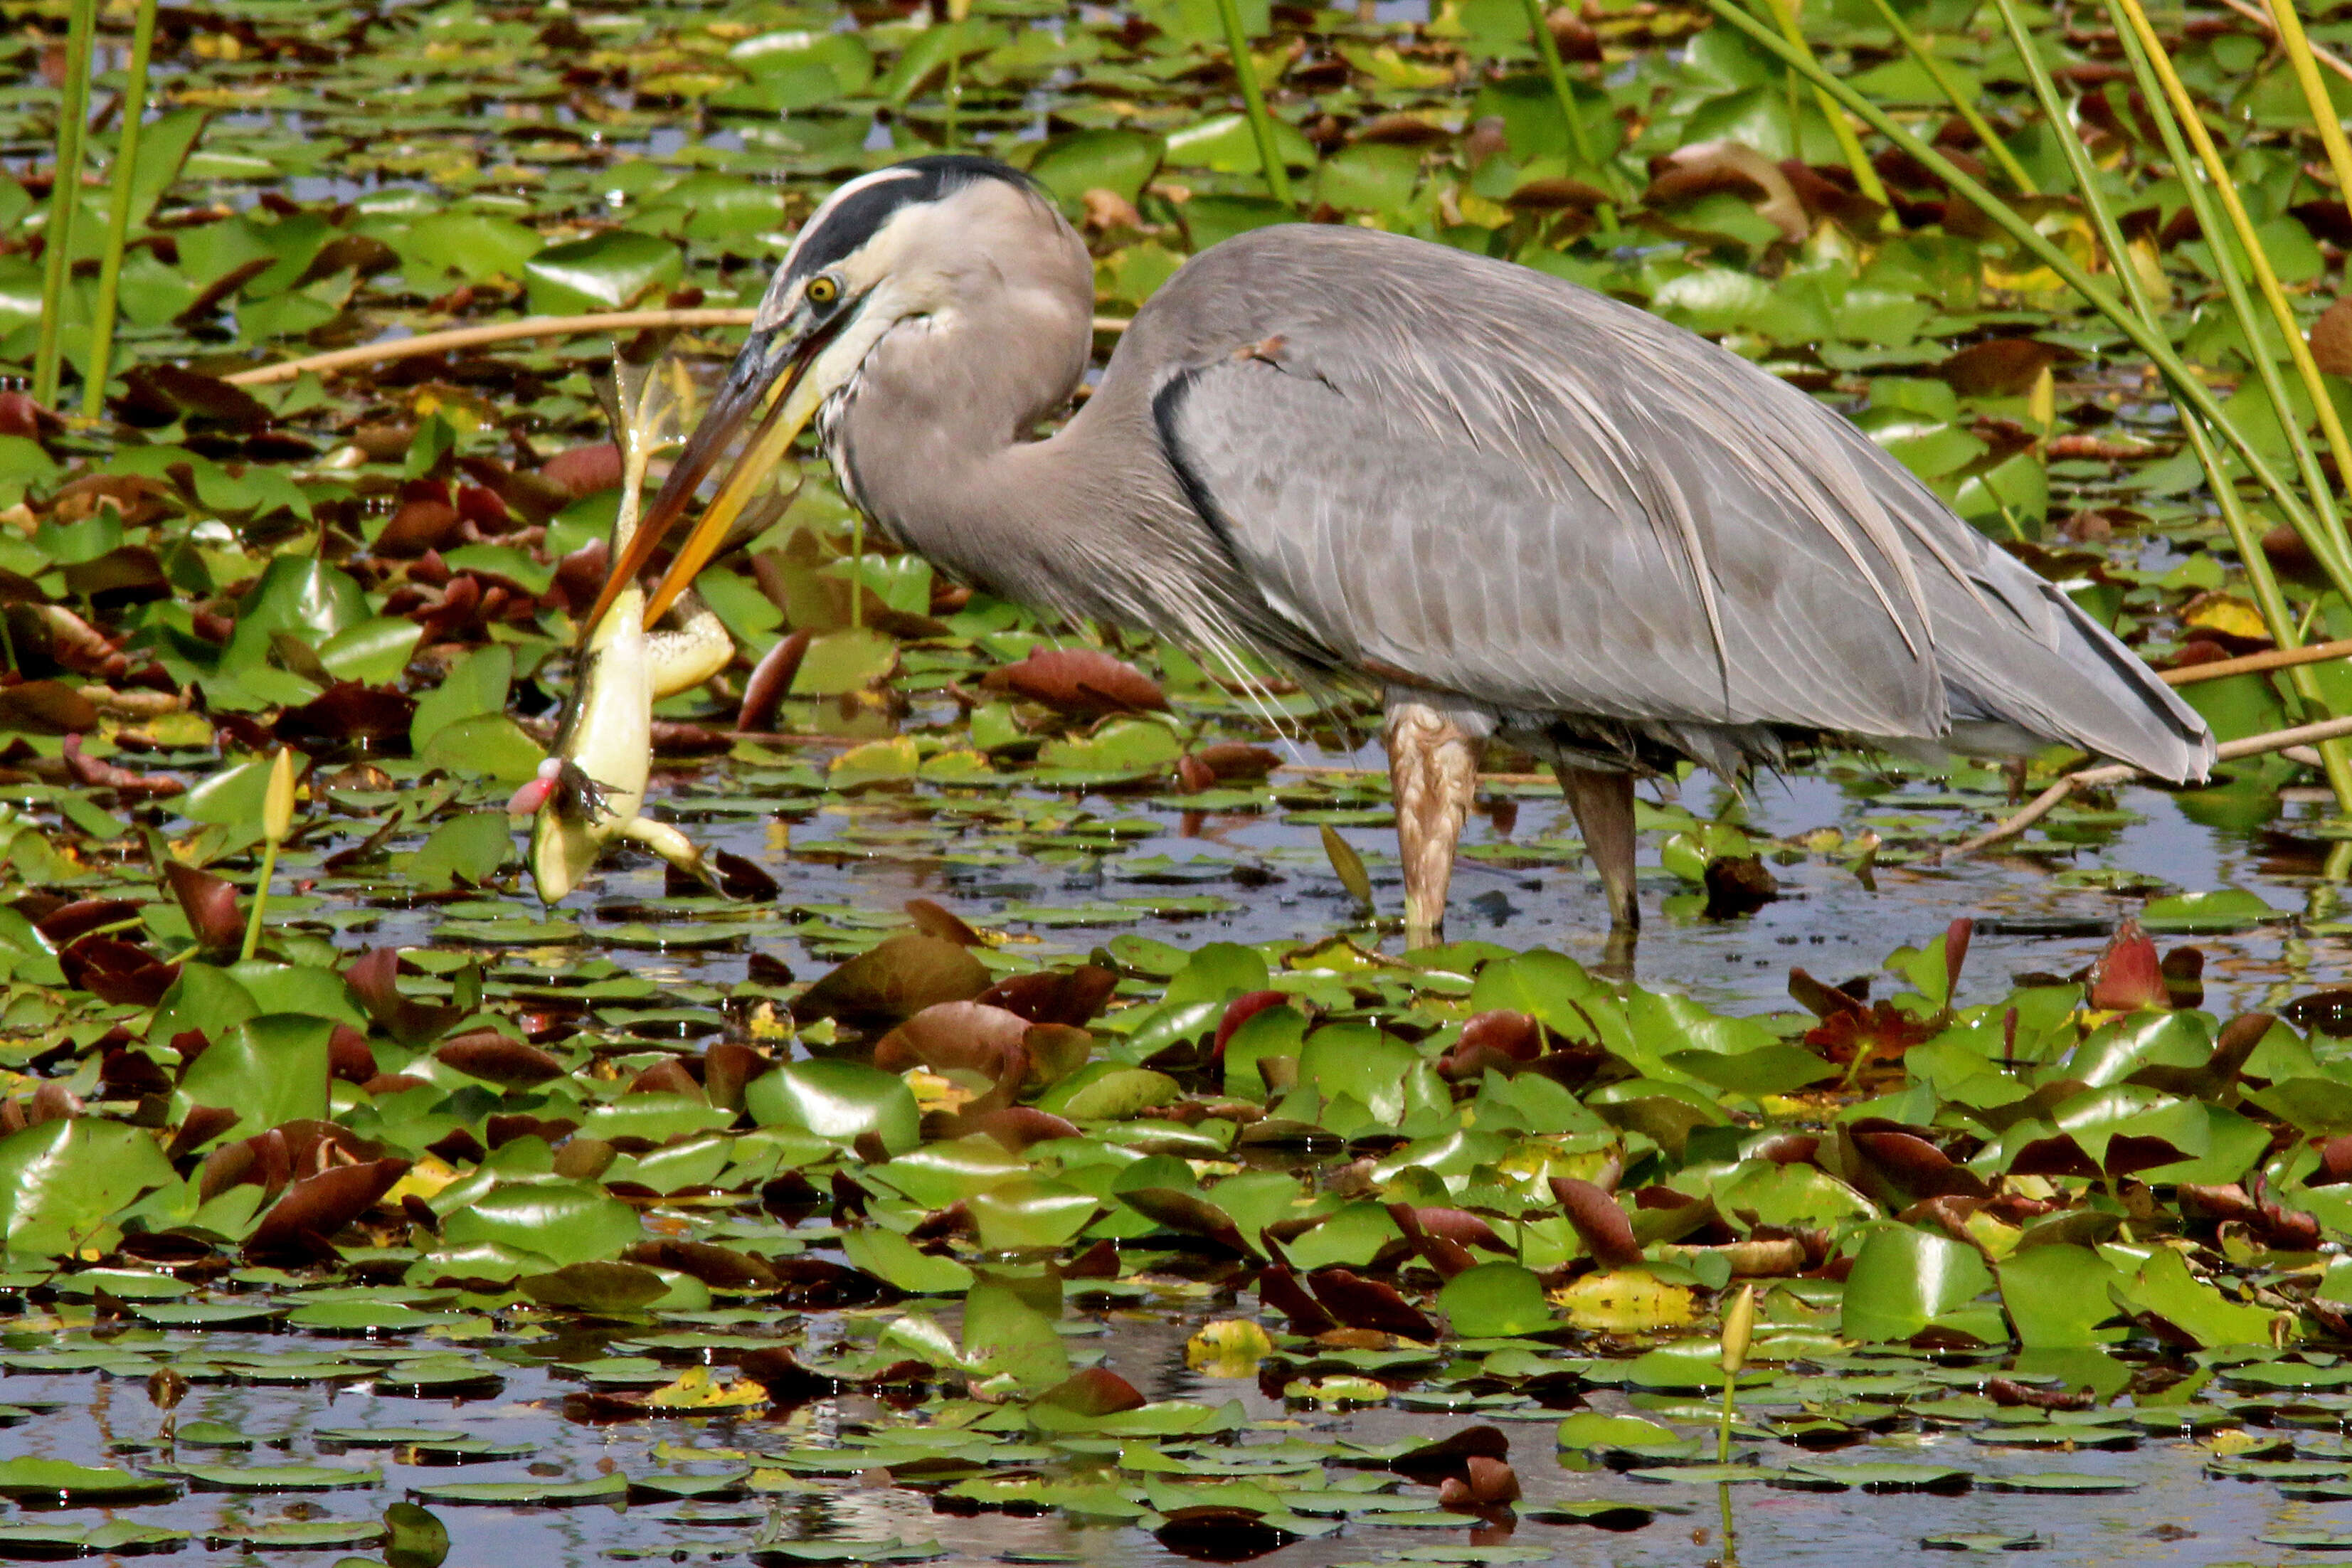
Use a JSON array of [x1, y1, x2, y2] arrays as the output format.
[[1034, 1366, 1146, 1416], [1937, 338, 2065, 398], [2313, 297, 2352, 378], [245, 1158, 411, 1260], [793, 933, 991, 1029], [1121, 1187, 1254, 1254], [162, 860, 243, 952], [374, 495, 462, 558], [435, 1030, 566, 1086], [1986, 1377, 2092, 1411], [1308, 1266, 1439, 1340], [166, 1104, 240, 1162], [0, 680, 102, 735], [275, 684, 416, 753], [1550, 1175, 1642, 1266], [540, 443, 623, 497], [1153, 1507, 1296, 1559], [968, 1106, 1081, 1153], [975, 965, 1118, 1027], [703, 1042, 765, 1112], [2087, 918, 2167, 1012], [627, 1056, 703, 1099], [327, 1024, 376, 1084], [1390, 1424, 1510, 1482], [344, 947, 465, 1045], [1438, 1454, 1522, 1510], [59, 935, 178, 1007], [1256, 1260, 1340, 1334], [978, 647, 1167, 715], [64, 735, 184, 797], [1212, 989, 1288, 1057], [1804, 1000, 1938, 1065], [904, 897, 983, 946], [1444, 1011, 1542, 1080], [1191, 741, 1283, 780], [35, 898, 141, 945], [872, 1001, 1031, 1109], [1850, 1127, 1992, 1201], [1387, 1204, 1477, 1279], [200, 1130, 290, 1203], [623, 1239, 779, 1289], [1944, 916, 1974, 991], [1644, 140, 1808, 241], [736, 630, 810, 732]]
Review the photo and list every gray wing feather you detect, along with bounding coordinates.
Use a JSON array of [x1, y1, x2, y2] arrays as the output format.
[[1138, 226, 2211, 780]]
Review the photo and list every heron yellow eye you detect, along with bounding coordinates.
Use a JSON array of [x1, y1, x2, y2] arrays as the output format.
[[805, 276, 839, 306]]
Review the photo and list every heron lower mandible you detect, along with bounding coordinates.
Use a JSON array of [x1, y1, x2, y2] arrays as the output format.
[[586, 154, 2214, 947]]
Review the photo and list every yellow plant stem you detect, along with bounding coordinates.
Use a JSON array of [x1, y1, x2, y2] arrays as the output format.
[[1753, 0, 1896, 223], [240, 839, 277, 963], [1998, 0, 2304, 647], [1704, 0, 2352, 595], [33, 0, 99, 410], [83, 0, 159, 418], [1717, 1374, 1737, 1461], [2109, 4, 2336, 539], [2264, 0, 2352, 235], [1860, 0, 2035, 194], [2104, 4, 2352, 809], [2116, 0, 2352, 547], [1212, 0, 1293, 207]]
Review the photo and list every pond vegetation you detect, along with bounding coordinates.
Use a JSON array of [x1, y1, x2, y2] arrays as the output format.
[[11, 0, 2352, 1561]]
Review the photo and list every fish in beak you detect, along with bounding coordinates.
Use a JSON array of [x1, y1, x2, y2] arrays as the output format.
[[581, 297, 845, 639], [523, 354, 736, 904]]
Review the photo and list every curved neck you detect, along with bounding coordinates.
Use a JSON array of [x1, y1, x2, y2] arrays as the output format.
[[829, 287, 1134, 618], [824, 257, 1288, 659]]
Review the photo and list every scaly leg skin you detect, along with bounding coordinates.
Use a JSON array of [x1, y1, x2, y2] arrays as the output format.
[[1557, 763, 1640, 945], [1386, 701, 1480, 948]]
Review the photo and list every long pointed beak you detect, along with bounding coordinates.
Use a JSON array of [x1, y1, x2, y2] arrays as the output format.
[[580, 323, 830, 637]]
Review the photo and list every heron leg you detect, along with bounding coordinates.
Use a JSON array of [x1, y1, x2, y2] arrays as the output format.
[[1556, 765, 1640, 934], [1386, 701, 1480, 946]]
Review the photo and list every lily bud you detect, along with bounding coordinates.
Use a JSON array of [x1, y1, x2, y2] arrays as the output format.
[[1720, 1282, 1757, 1374], [261, 747, 297, 844]]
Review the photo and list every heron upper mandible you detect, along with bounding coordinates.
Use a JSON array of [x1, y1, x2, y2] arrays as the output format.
[[586, 153, 2215, 946]]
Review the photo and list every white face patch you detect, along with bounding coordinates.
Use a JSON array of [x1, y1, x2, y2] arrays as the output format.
[[751, 166, 929, 332]]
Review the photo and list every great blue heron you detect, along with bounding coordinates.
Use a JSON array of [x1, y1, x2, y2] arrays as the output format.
[[583, 153, 2214, 943]]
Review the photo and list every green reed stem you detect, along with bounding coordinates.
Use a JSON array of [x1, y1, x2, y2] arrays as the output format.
[[1860, 0, 2035, 194], [1517, 0, 1618, 228], [2114, 0, 2352, 548], [83, 0, 159, 418], [239, 840, 277, 963], [1703, 0, 2347, 586], [2262, 0, 2352, 238], [2008, 0, 2352, 807], [1213, 0, 1293, 208], [2104, 0, 2352, 808], [33, 0, 99, 410], [1749, 0, 1895, 224], [2108, 9, 2331, 542]]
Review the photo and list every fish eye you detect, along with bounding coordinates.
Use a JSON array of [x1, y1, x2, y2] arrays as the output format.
[[805, 276, 839, 307]]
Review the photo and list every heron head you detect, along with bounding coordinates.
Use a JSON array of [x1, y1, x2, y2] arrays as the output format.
[[583, 154, 1079, 633]]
